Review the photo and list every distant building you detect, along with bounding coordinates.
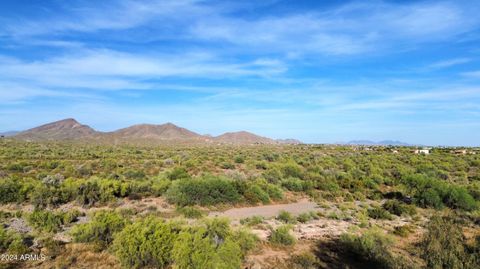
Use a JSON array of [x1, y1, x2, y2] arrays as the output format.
[[453, 149, 467, 155], [414, 148, 430, 155]]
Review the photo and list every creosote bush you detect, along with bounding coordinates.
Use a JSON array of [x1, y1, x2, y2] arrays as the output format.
[[71, 211, 127, 249], [269, 225, 296, 246], [113, 217, 181, 269], [27, 209, 80, 233], [340, 228, 409, 269], [421, 214, 479, 269], [166, 175, 240, 206], [112, 217, 254, 269]]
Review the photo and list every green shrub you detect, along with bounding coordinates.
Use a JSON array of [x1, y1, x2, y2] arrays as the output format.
[[392, 225, 414, 237], [173, 227, 241, 269], [234, 156, 245, 164], [151, 178, 171, 196], [340, 228, 399, 268], [444, 186, 477, 211], [0, 226, 29, 254], [282, 177, 305, 191], [63, 210, 82, 224], [71, 211, 127, 249], [403, 174, 477, 211], [221, 162, 235, 169], [176, 206, 205, 219], [113, 217, 180, 269], [232, 228, 258, 257], [244, 184, 270, 204], [77, 181, 101, 207], [265, 184, 283, 200], [269, 225, 296, 246], [368, 206, 393, 220], [297, 212, 314, 223], [173, 218, 242, 269], [27, 209, 65, 233], [383, 200, 416, 216], [0, 179, 22, 203], [263, 168, 282, 184], [281, 162, 303, 178], [123, 169, 145, 180], [240, 216, 264, 227], [421, 215, 477, 269], [166, 167, 190, 180], [289, 252, 320, 269], [416, 188, 443, 209], [277, 210, 296, 224], [166, 176, 241, 206]]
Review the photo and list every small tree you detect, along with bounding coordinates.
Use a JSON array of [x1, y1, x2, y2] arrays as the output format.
[[421, 215, 475, 269]]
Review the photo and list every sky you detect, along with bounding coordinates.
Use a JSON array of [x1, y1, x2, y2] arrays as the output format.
[[1, 0, 480, 146]]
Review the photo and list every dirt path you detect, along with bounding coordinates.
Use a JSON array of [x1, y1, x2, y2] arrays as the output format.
[[209, 199, 318, 220]]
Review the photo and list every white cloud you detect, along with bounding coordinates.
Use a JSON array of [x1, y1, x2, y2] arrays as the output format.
[[0, 49, 287, 104], [462, 70, 480, 78], [427, 58, 471, 69], [2, 0, 206, 37], [2, 1, 479, 57], [189, 1, 480, 56]]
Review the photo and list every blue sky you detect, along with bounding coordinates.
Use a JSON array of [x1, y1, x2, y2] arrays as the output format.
[[1, 0, 480, 146]]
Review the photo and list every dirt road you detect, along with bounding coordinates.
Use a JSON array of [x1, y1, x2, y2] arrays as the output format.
[[209, 199, 318, 220]]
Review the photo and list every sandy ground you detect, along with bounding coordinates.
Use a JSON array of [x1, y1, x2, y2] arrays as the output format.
[[208, 198, 318, 220]]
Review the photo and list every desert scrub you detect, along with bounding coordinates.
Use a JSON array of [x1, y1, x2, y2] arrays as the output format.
[[166, 175, 241, 206], [27, 209, 78, 233], [277, 210, 297, 224], [113, 217, 181, 269], [289, 252, 320, 269], [383, 200, 416, 216], [367, 205, 393, 220], [403, 174, 477, 211], [392, 225, 415, 237], [173, 218, 246, 269], [232, 228, 259, 257], [421, 215, 479, 269], [71, 211, 127, 249], [0, 226, 29, 255], [176, 206, 205, 219], [269, 225, 296, 246], [297, 211, 319, 223], [340, 228, 407, 269], [240, 216, 264, 227]]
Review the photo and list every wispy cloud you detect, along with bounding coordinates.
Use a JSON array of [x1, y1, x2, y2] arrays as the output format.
[[462, 70, 480, 78], [1, 0, 205, 37], [0, 49, 287, 100], [2, 1, 479, 57], [427, 58, 471, 69], [189, 1, 480, 56]]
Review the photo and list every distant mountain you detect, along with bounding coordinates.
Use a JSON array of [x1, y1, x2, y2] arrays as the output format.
[[15, 118, 97, 141], [110, 123, 203, 141], [12, 118, 301, 145], [0, 131, 19, 137], [214, 131, 274, 144], [276, 138, 302, 144], [347, 140, 411, 146]]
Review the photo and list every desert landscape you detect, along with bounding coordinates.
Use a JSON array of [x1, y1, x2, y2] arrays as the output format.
[[0, 119, 479, 268], [1, 1, 480, 268]]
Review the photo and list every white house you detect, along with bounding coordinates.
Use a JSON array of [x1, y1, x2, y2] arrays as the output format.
[[414, 148, 430, 155]]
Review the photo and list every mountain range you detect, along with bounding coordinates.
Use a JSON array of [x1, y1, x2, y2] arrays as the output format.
[[9, 118, 302, 145], [347, 140, 412, 146]]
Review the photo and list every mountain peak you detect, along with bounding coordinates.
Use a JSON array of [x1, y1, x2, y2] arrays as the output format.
[[214, 131, 274, 144], [112, 122, 201, 140], [15, 118, 96, 140]]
